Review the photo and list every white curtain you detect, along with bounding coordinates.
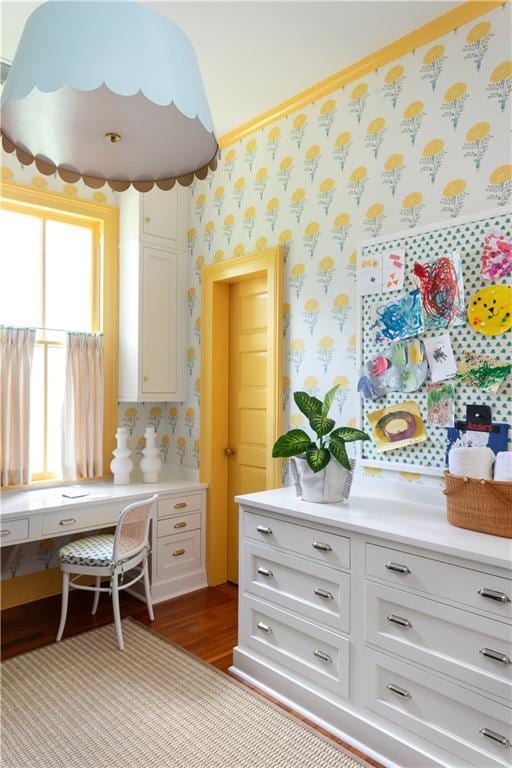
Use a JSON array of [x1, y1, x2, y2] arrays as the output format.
[[62, 332, 104, 481], [0, 327, 36, 487]]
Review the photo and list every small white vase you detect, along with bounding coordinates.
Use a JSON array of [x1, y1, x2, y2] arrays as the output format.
[[110, 427, 133, 485], [291, 456, 355, 503], [140, 427, 162, 483]]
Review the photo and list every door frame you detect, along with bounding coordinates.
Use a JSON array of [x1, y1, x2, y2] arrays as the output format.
[[200, 247, 283, 585]]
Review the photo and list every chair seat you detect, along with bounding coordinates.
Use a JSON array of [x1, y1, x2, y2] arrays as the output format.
[[59, 534, 116, 567]]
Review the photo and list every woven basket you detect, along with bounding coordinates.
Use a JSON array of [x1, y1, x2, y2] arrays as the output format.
[[443, 471, 512, 538]]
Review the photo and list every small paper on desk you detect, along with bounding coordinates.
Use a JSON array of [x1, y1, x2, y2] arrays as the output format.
[[62, 487, 89, 499]]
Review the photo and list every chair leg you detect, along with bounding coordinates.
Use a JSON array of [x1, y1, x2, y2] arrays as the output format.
[[111, 572, 124, 651], [91, 576, 101, 615], [143, 558, 154, 621], [56, 571, 70, 642]]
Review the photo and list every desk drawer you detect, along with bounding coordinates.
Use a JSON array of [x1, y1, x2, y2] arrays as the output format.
[[41, 503, 123, 535], [366, 581, 512, 703], [240, 595, 349, 701], [155, 530, 201, 581], [0, 518, 29, 545], [243, 542, 350, 633], [366, 543, 512, 621], [158, 493, 202, 518], [244, 511, 350, 570], [157, 513, 201, 538]]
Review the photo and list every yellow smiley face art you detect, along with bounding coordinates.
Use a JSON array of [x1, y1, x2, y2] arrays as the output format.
[[467, 284, 512, 336]]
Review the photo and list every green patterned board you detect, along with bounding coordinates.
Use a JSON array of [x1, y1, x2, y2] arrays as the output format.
[[360, 209, 511, 472]]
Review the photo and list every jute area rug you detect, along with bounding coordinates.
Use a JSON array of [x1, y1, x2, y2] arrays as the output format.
[[1, 619, 370, 768]]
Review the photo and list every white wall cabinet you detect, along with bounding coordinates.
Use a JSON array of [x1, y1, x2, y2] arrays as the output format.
[[118, 185, 189, 402]]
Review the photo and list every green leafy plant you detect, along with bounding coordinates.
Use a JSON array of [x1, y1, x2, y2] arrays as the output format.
[[272, 385, 370, 472]]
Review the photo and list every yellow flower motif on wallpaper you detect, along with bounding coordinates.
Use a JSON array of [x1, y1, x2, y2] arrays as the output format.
[[317, 177, 336, 216], [332, 375, 350, 415], [289, 338, 306, 374], [363, 466, 382, 478], [331, 212, 351, 253], [122, 407, 138, 435], [168, 406, 179, 433], [349, 82, 368, 124], [147, 406, 162, 432], [185, 407, 196, 436], [195, 193, 206, 222], [283, 303, 292, 338], [266, 197, 280, 231], [193, 378, 201, 405], [365, 117, 386, 158], [193, 439, 200, 467], [194, 254, 204, 282], [486, 164, 511, 207], [222, 213, 235, 244], [400, 192, 424, 228], [487, 60, 512, 112], [399, 471, 422, 483], [316, 256, 336, 294], [92, 191, 107, 204], [318, 98, 337, 137], [243, 206, 257, 238], [213, 185, 225, 215], [1, 166, 14, 181], [291, 113, 308, 149], [233, 176, 246, 208], [278, 228, 293, 262], [63, 184, 78, 197], [331, 294, 351, 332], [204, 220, 215, 251], [420, 138, 446, 183], [213, 249, 224, 263], [234, 243, 246, 258], [193, 316, 201, 342], [289, 263, 306, 299], [277, 155, 294, 191], [176, 436, 187, 465], [290, 187, 307, 223], [303, 221, 321, 259], [332, 131, 352, 172], [421, 44, 446, 91], [37, 538, 56, 569], [400, 100, 425, 145], [30, 175, 48, 190], [223, 148, 236, 181], [463, 122, 492, 170], [304, 144, 321, 181], [187, 227, 197, 256], [348, 165, 368, 207], [382, 153, 405, 196], [364, 202, 386, 238], [316, 336, 334, 373], [244, 138, 258, 170], [346, 334, 357, 361], [254, 167, 269, 200], [441, 178, 468, 218], [255, 236, 268, 252], [464, 21, 492, 71], [347, 250, 357, 279], [282, 375, 291, 409], [187, 287, 197, 315], [186, 347, 196, 375], [384, 64, 405, 108], [290, 413, 305, 428], [304, 375, 319, 396], [303, 298, 320, 335], [266, 126, 281, 160], [160, 434, 170, 463], [442, 82, 468, 129]]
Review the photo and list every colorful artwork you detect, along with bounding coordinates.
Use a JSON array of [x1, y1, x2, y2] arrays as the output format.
[[368, 400, 427, 453], [357, 338, 428, 400], [456, 350, 511, 393], [467, 284, 512, 336], [412, 251, 465, 329], [426, 382, 455, 427], [373, 289, 424, 343], [359, 248, 405, 296], [423, 333, 457, 382], [482, 229, 512, 280]]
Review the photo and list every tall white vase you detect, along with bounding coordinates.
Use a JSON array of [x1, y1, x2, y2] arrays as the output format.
[[140, 427, 162, 483], [110, 427, 133, 485]]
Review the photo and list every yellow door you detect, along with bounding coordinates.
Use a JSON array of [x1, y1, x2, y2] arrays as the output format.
[[227, 276, 269, 583]]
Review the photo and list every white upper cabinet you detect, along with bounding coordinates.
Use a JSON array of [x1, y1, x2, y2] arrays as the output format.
[[142, 187, 186, 250]]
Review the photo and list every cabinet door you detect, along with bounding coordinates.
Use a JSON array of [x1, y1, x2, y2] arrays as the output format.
[[142, 187, 186, 249]]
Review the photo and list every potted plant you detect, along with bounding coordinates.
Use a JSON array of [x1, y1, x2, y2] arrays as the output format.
[[272, 385, 370, 503]]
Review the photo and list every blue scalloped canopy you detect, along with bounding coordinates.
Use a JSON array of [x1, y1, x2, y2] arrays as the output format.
[[1, 0, 214, 134]]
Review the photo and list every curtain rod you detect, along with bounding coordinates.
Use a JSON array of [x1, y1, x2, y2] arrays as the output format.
[[0, 324, 103, 336]]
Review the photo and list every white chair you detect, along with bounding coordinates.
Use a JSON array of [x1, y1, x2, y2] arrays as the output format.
[[56, 494, 158, 650]]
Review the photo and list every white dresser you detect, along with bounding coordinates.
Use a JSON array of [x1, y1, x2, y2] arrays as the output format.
[[233, 482, 512, 768]]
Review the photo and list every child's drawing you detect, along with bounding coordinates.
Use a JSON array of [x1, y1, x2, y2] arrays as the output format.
[[423, 333, 457, 382], [373, 289, 424, 343], [412, 251, 465, 329], [456, 351, 511, 394], [426, 382, 455, 427]]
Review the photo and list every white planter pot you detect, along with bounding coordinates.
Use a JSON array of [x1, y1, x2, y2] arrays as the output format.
[[291, 456, 355, 503]]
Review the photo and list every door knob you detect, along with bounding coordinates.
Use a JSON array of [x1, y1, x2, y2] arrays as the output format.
[[225, 447, 236, 456]]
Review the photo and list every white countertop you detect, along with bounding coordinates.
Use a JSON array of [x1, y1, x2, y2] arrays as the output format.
[[236, 480, 512, 572]]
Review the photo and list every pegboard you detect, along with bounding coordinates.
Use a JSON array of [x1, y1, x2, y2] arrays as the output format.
[[356, 208, 512, 476]]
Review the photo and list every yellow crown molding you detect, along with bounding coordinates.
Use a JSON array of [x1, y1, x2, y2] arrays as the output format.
[[219, 0, 506, 149]]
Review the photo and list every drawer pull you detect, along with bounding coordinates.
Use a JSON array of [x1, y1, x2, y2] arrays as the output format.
[[479, 647, 510, 665], [385, 561, 411, 575], [174, 502, 187, 510], [172, 548, 186, 557], [387, 683, 411, 699], [387, 614, 412, 628], [479, 728, 511, 748], [314, 587, 334, 600], [257, 567, 273, 578], [312, 541, 332, 552], [0, 529, 12, 536], [173, 521, 187, 529], [256, 621, 272, 634], [59, 518, 77, 526], [313, 648, 332, 664], [256, 525, 272, 535], [478, 587, 510, 604]]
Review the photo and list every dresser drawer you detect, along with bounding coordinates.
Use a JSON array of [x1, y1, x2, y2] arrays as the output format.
[[0, 518, 29, 545], [157, 493, 202, 518], [155, 530, 201, 581], [366, 581, 512, 703], [365, 648, 512, 768], [157, 513, 201, 538], [366, 543, 512, 621], [41, 503, 123, 535], [240, 595, 350, 701], [244, 511, 350, 570], [243, 542, 350, 633]]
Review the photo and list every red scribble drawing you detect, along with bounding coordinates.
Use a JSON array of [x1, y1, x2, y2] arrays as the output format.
[[412, 253, 464, 329]]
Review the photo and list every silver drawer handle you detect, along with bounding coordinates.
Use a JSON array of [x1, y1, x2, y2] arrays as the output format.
[[313, 648, 332, 664], [59, 518, 77, 526], [479, 728, 511, 747], [478, 587, 510, 604], [256, 525, 272, 535], [387, 614, 412, 628], [256, 621, 272, 634], [480, 647, 510, 665], [385, 561, 411, 575], [0, 529, 12, 536], [314, 587, 334, 600], [257, 567, 273, 578], [387, 683, 411, 699], [312, 541, 332, 552]]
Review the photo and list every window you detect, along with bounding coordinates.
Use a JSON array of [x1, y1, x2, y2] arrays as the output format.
[[0, 184, 119, 485]]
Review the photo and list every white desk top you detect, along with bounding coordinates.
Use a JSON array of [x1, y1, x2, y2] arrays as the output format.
[[236, 480, 512, 572]]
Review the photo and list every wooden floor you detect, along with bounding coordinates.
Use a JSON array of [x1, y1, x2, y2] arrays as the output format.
[[1, 584, 384, 768]]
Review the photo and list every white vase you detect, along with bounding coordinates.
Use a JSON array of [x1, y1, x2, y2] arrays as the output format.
[[140, 427, 162, 483], [290, 456, 355, 503], [110, 427, 133, 485]]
